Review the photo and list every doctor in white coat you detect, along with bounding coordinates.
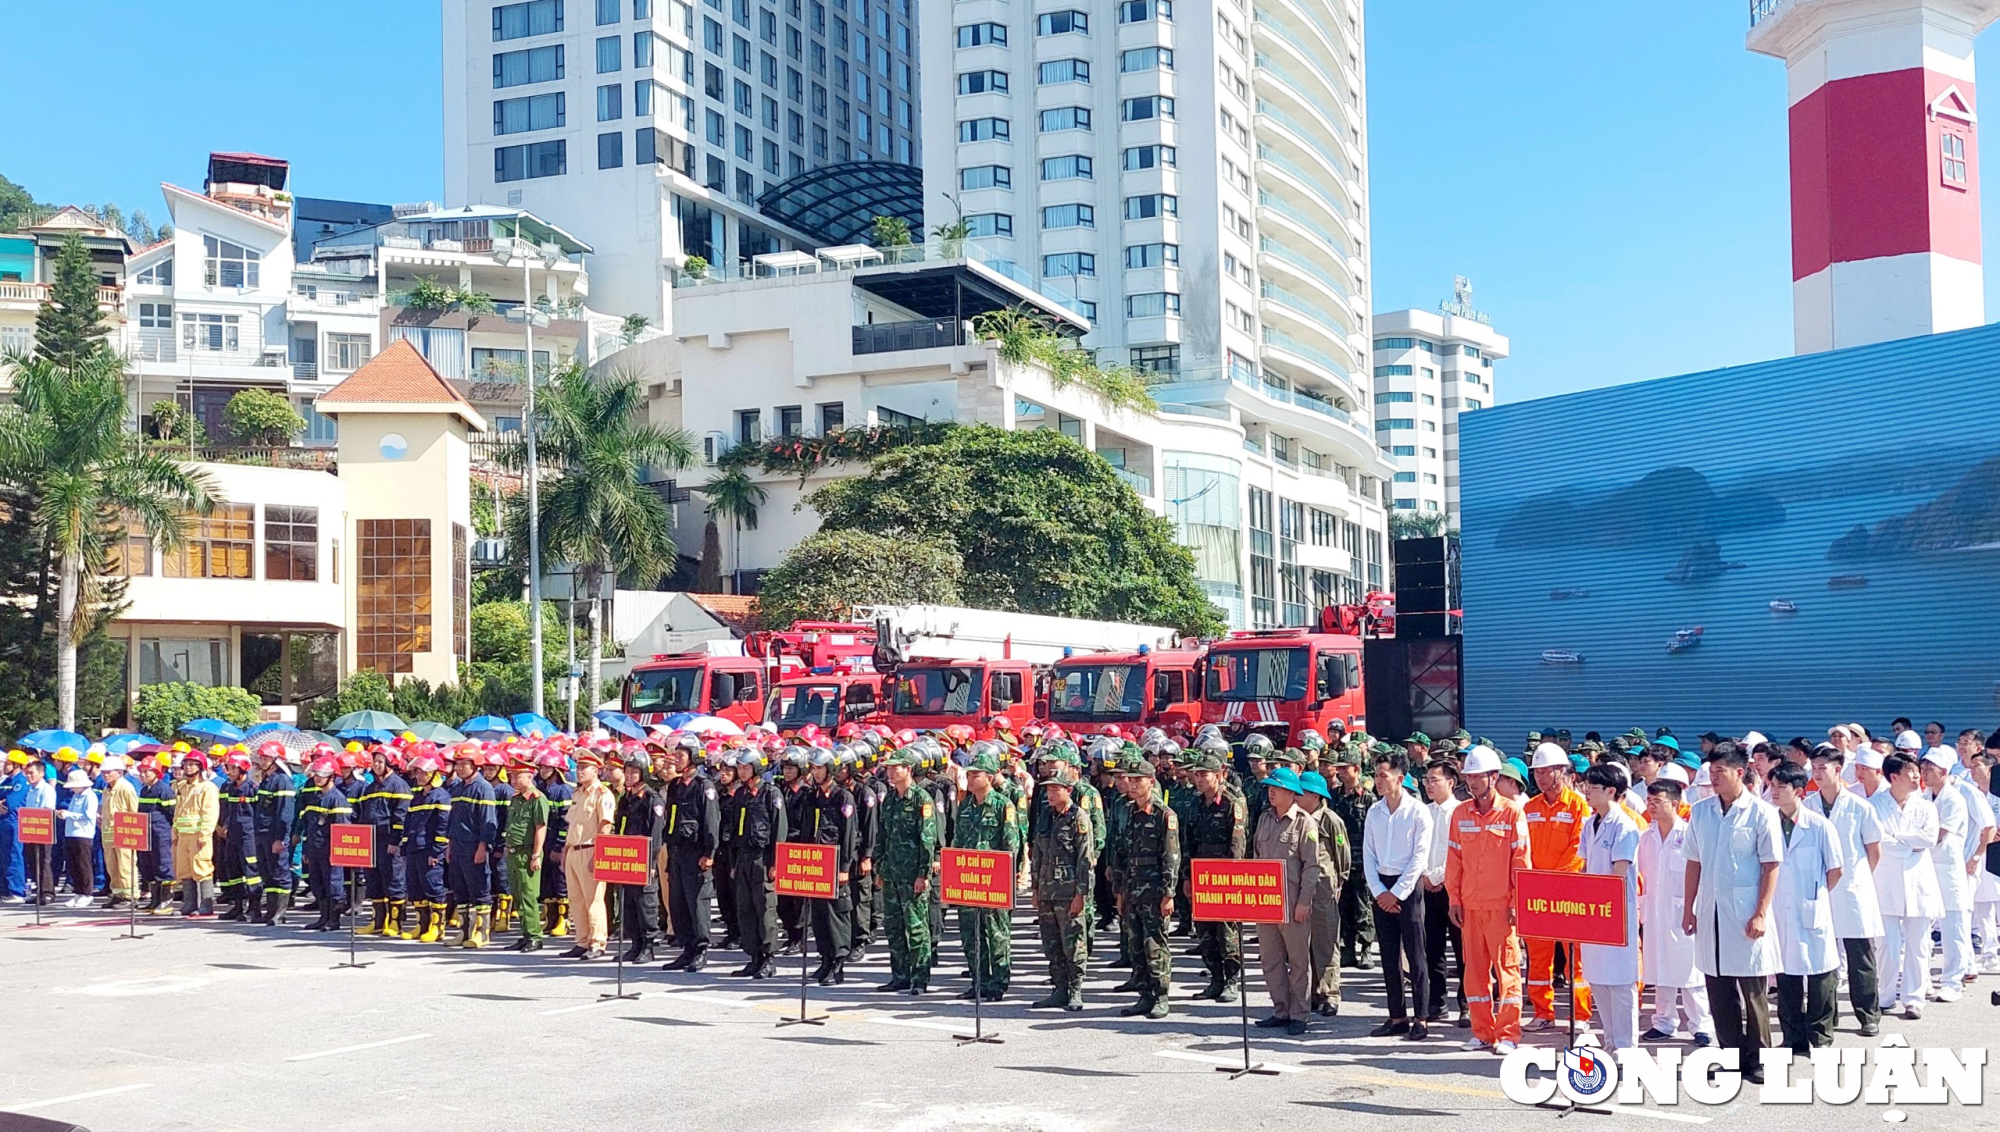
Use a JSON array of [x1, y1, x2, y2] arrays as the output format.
[[1578, 763, 1642, 1051], [1920, 748, 1973, 999], [1871, 751, 1942, 1018], [1769, 763, 1843, 1056], [1683, 741, 1783, 1085], [1636, 769, 1711, 1043], [1806, 745, 1884, 1036]]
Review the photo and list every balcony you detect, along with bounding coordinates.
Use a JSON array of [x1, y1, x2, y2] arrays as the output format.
[[852, 317, 964, 355], [1750, 0, 1788, 26], [0, 282, 122, 310], [293, 362, 318, 381]]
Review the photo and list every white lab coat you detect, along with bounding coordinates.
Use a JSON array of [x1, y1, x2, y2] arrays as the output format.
[[1930, 783, 1971, 913], [1871, 791, 1942, 920], [1580, 806, 1641, 986], [1774, 807, 1843, 976], [1684, 791, 1784, 977], [1636, 818, 1699, 986], [1805, 787, 1884, 939]]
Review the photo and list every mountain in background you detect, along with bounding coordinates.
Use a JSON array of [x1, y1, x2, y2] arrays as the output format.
[[1828, 454, 2000, 560], [1497, 465, 1785, 551]]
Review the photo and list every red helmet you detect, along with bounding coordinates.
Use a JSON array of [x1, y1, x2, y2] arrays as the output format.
[[225, 752, 253, 770], [894, 728, 918, 745], [308, 758, 338, 777], [537, 751, 568, 769], [836, 722, 863, 738], [946, 724, 975, 743], [483, 749, 507, 768], [409, 754, 443, 775], [987, 715, 1011, 729], [255, 741, 286, 761], [1100, 724, 1124, 738], [798, 724, 822, 741]]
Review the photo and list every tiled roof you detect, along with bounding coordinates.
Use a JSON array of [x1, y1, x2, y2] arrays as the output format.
[[689, 594, 761, 633], [318, 339, 471, 408]]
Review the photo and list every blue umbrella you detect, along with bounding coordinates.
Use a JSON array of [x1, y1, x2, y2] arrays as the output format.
[[592, 710, 646, 741], [460, 715, 517, 738], [335, 727, 398, 744], [101, 733, 161, 754], [18, 729, 88, 753], [660, 712, 702, 731], [511, 712, 560, 739], [181, 718, 247, 743], [245, 721, 292, 737]]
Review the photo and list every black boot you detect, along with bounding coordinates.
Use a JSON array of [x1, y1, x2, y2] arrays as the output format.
[[755, 955, 777, 979], [686, 946, 709, 972], [729, 957, 761, 977], [810, 955, 834, 982], [218, 895, 245, 922], [259, 891, 286, 926], [819, 959, 845, 986], [661, 948, 695, 971]]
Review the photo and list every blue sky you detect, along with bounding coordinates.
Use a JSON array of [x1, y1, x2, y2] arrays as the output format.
[[10, 3, 1999, 402]]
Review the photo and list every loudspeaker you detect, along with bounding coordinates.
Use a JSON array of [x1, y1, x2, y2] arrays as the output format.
[[1363, 635, 1463, 742], [1394, 536, 1448, 566], [1398, 612, 1456, 638], [1397, 560, 1447, 591]]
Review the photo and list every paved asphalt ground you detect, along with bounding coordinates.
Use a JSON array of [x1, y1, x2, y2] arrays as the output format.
[[2, 903, 1994, 1132]]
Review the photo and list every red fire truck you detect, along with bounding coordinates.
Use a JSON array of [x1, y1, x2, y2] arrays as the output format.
[[1198, 597, 1393, 745], [622, 622, 878, 729], [1046, 646, 1205, 733]]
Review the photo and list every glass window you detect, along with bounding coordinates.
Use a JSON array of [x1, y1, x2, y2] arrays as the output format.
[[163, 504, 254, 578], [138, 302, 172, 328], [954, 21, 1005, 46], [1121, 95, 1174, 121], [264, 505, 319, 582], [635, 30, 662, 66], [493, 44, 565, 86], [1129, 344, 1178, 373], [1375, 391, 1414, 404], [1118, 0, 1170, 21], [494, 139, 568, 180], [964, 212, 1013, 237], [817, 401, 844, 433], [1123, 242, 1178, 268], [1122, 193, 1177, 219], [891, 666, 984, 715], [139, 638, 229, 687], [1373, 365, 1413, 377], [1038, 58, 1089, 84], [599, 130, 625, 167], [201, 236, 260, 288], [598, 0, 622, 23], [959, 164, 1011, 190], [597, 34, 623, 72], [494, 0, 564, 40], [1122, 144, 1176, 170], [598, 83, 625, 122], [1125, 292, 1180, 317], [956, 69, 1007, 94], [1374, 337, 1415, 350], [1040, 203, 1094, 229], [1036, 9, 1087, 34], [180, 312, 241, 352], [1042, 251, 1095, 277], [1120, 46, 1172, 71], [956, 117, 1009, 142], [495, 91, 566, 133], [1039, 154, 1092, 181], [1037, 106, 1090, 132], [325, 333, 371, 372], [357, 519, 433, 675]]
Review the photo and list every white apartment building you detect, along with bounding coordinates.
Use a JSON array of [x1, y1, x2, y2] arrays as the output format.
[[1370, 285, 1507, 525], [441, 0, 923, 325], [918, 0, 1388, 626]]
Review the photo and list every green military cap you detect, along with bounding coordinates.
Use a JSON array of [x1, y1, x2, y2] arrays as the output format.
[[968, 751, 1002, 774], [1449, 729, 1472, 744], [1405, 732, 1432, 747], [1194, 752, 1227, 773], [1116, 753, 1153, 776], [1577, 739, 1606, 756], [1624, 727, 1649, 743], [1265, 746, 1300, 767], [1526, 730, 1543, 744], [1121, 740, 1145, 760], [885, 750, 924, 768], [1555, 728, 1572, 742], [1369, 740, 1399, 757]]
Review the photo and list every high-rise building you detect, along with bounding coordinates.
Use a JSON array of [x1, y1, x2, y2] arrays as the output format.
[[1748, 0, 2000, 353], [1371, 280, 1507, 528], [442, 0, 924, 325], [918, 0, 1390, 626]]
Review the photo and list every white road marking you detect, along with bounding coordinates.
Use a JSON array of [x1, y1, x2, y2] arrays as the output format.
[[285, 1032, 433, 1061], [1153, 1049, 1307, 1073], [5, 1083, 155, 1111], [538, 994, 658, 1016]]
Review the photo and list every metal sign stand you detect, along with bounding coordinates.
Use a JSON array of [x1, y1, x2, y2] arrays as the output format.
[[953, 907, 1002, 1046], [599, 886, 641, 1002], [119, 892, 149, 941], [1219, 929, 1275, 1078], [334, 874, 371, 970], [777, 896, 827, 1026]]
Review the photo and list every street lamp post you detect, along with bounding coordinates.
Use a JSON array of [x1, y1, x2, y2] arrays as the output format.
[[497, 240, 560, 719]]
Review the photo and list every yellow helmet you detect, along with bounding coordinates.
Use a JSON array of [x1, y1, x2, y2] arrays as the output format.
[[5, 748, 28, 765], [53, 746, 79, 763]]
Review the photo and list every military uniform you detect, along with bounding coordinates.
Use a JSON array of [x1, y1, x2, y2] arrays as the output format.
[[723, 768, 787, 976], [484, 770, 515, 931], [662, 770, 720, 967], [536, 766, 573, 936], [1330, 764, 1375, 967], [1116, 769, 1180, 1018], [845, 771, 880, 959], [1186, 778, 1250, 1001], [778, 776, 814, 950], [613, 780, 666, 961], [952, 780, 1020, 999], [877, 771, 939, 991], [1031, 789, 1096, 1009], [503, 783, 551, 947], [711, 769, 739, 948], [802, 777, 857, 981]]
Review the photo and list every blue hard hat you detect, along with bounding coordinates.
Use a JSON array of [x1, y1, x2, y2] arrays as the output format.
[[1259, 766, 1305, 794]]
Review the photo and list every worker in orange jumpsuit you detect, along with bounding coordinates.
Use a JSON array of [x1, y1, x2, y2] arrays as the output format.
[[1445, 745, 1530, 1051], [1523, 743, 1593, 1029]]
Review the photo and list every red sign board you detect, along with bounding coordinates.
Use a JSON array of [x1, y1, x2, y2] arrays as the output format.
[[591, 834, 652, 885], [1515, 868, 1629, 947], [110, 811, 149, 852], [938, 847, 1014, 910], [328, 823, 377, 869], [16, 808, 56, 846], [773, 841, 839, 899], [1189, 858, 1288, 924]]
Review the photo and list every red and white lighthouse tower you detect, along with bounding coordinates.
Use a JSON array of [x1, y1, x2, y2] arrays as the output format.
[[1750, 0, 2000, 352]]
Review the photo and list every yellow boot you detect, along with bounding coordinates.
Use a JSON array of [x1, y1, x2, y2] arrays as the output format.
[[356, 900, 384, 935], [382, 900, 406, 939], [494, 894, 511, 935], [463, 906, 490, 949], [546, 899, 569, 938], [416, 902, 442, 943]]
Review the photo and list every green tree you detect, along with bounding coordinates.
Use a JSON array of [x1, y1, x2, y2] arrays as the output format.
[[699, 465, 765, 592], [0, 351, 217, 728], [870, 214, 912, 248], [758, 529, 962, 628], [499, 361, 696, 709], [807, 426, 1224, 635], [33, 233, 112, 369], [133, 683, 261, 741], [694, 519, 724, 593], [0, 174, 49, 231], [1390, 512, 1450, 540], [221, 388, 305, 446], [620, 313, 652, 345]]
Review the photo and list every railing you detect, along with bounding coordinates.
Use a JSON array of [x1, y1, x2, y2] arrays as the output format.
[[1260, 279, 1354, 338], [853, 317, 964, 355], [1254, 158, 1350, 225], [1258, 234, 1352, 300], [1750, 0, 1789, 27], [1261, 329, 1356, 385], [1252, 50, 1354, 123], [191, 446, 338, 471], [128, 337, 175, 363], [673, 238, 1092, 323], [1111, 467, 1154, 496], [1156, 401, 1231, 422], [1253, 98, 1352, 179], [293, 362, 318, 380], [0, 282, 122, 307]]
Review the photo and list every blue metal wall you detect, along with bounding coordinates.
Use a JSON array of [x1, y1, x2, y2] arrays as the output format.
[[1457, 325, 2000, 744]]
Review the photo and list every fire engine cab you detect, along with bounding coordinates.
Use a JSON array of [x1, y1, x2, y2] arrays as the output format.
[[1047, 646, 1204, 733]]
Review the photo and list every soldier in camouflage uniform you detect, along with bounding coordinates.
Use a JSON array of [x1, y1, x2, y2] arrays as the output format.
[[1029, 769, 1096, 1010], [952, 750, 1019, 1000], [1330, 740, 1376, 968], [874, 750, 939, 994], [1114, 753, 1180, 1019], [1158, 748, 1197, 937], [1184, 751, 1250, 1002]]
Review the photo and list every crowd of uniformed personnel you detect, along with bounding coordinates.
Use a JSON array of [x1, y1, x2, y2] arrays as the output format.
[[18, 718, 1994, 1063]]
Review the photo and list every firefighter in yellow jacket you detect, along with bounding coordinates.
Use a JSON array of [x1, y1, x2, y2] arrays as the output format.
[[173, 752, 222, 917]]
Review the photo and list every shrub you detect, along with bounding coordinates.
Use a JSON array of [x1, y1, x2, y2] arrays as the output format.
[[221, 388, 305, 446], [133, 683, 262, 741]]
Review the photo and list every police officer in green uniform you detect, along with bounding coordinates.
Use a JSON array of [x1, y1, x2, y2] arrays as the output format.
[[1330, 740, 1375, 968], [1115, 753, 1180, 1019], [1184, 750, 1249, 1002], [874, 750, 938, 994], [952, 749, 1019, 1001], [1030, 767, 1095, 1011], [503, 762, 550, 952]]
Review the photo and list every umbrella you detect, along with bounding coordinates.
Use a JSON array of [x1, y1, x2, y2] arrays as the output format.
[[245, 721, 293, 737], [510, 712, 560, 739], [302, 730, 341, 748], [460, 715, 516, 738], [592, 710, 646, 741], [325, 710, 407, 735], [253, 728, 321, 756], [335, 727, 399, 745], [406, 721, 466, 743], [101, 733, 161, 754], [678, 715, 743, 737], [18, 729, 88, 753], [180, 718, 246, 743], [659, 712, 702, 731]]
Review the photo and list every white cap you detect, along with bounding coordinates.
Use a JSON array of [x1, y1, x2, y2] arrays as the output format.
[[1461, 745, 1501, 775], [1694, 763, 1712, 786], [63, 768, 90, 789], [1657, 763, 1690, 786], [588, 727, 612, 742], [1894, 729, 1923, 751], [1857, 747, 1885, 770], [1922, 746, 1957, 771], [99, 754, 127, 773], [1529, 741, 1569, 769], [1744, 731, 1768, 750]]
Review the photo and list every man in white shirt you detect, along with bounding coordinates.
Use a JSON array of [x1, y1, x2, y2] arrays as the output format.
[[1920, 748, 1974, 999], [1579, 763, 1642, 1051], [1806, 745, 1883, 1036], [1637, 773, 1711, 1044], [1870, 752, 1942, 1018], [1683, 740, 1782, 1086], [1420, 759, 1462, 1025], [1363, 748, 1433, 1041], [1770, 764, 1843, 1056]]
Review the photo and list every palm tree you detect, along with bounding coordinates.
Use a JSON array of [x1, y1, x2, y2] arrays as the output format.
[[0, 350, 216, 728], [500, 361, 696, 709], [699, 465, 766, 594]]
